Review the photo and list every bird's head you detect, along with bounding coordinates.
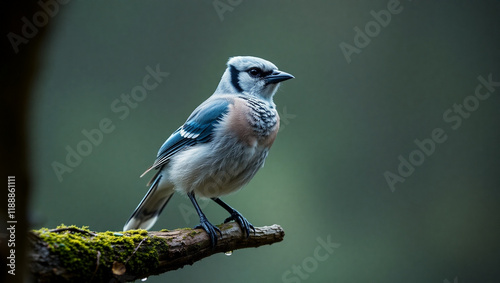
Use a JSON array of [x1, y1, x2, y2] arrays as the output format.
[[214, 56, 294, 102]]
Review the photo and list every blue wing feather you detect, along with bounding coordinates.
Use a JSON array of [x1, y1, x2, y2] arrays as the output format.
[[141, 97, 231, 177]]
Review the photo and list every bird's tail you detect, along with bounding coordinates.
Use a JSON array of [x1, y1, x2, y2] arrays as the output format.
[[123, 173, 174, 231]]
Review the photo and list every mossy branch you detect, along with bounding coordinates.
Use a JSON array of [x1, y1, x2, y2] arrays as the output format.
[[28, 223, 285, 282]]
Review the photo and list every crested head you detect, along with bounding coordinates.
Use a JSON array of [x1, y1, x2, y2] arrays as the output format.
[[214, 56, 294, 102], [227, 56, 278, 74]]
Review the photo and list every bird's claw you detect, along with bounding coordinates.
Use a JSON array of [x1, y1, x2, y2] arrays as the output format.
[[224, 210, 255, 238], [194, 215, 222, 247]]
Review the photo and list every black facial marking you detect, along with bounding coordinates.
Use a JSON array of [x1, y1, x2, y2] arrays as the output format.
[[229, 65, 243, 93]]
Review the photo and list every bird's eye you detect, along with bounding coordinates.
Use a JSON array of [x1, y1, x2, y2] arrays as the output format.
[[247, 68, 262, 77]]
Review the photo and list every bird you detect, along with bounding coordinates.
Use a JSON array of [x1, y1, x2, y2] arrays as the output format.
[[123, 56, 294, 246]]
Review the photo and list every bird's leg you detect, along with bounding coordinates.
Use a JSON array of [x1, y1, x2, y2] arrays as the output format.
[[188, 192, 221, 247], [212, 198, 255, 238]]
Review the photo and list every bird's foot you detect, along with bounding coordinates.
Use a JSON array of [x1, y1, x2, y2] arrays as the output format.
[[224, 210, 255, 238], [194, 215, 222, 247]]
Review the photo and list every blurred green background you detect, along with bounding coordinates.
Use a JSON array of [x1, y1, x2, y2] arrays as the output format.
[[29, 1, 500, 282]]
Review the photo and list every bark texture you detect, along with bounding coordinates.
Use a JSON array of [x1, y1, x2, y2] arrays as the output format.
[[28, 223, 285, 282]]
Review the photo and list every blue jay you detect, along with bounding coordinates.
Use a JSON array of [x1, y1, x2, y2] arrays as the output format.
[[123, 56, 294, 246]]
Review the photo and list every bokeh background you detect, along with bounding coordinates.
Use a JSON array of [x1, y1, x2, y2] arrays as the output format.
[[27, 1, 500, 282]]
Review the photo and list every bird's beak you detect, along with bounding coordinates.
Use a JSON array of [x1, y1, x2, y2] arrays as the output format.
[[264, 71, 295, 84]]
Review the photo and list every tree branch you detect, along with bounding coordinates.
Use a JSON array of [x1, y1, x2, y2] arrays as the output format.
[[28, 223, 285, 282]]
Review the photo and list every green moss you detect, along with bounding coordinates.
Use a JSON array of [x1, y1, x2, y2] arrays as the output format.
[[33, 225, 169, 281], [188, 230, 201, 237], [181, 230, 200, 240]]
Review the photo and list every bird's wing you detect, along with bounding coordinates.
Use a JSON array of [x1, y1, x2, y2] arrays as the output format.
[[140, 97, 232, 177]]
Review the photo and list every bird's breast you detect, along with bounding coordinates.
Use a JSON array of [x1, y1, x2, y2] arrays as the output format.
[[226, 97, 280, 148]]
